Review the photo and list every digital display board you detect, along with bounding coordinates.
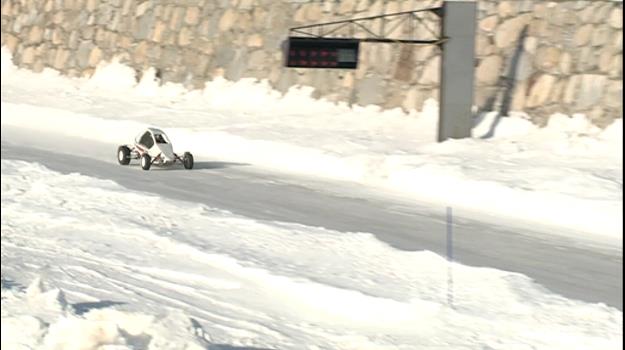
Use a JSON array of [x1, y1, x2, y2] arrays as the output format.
[[285, 37, 360, 69]]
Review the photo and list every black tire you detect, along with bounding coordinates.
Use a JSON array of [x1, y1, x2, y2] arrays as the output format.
[[117, 146, 131, 165], [140, 154, 151, 170], [183, 152, 194, 170]]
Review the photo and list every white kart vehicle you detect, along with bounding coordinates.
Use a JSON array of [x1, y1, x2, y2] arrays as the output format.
[[117, 128, 194, 170]]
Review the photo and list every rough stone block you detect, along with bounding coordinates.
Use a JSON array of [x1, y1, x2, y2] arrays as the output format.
[[33, 58, 45, 72], [604, 80, 623, 109], [337, 0, 354, 14], [53, 48, 70, 70], [169, 7, 185, 30], [95, 28, 106, 44], [133, 41, 148, 64], [418, 56, 440, 85], [52, 11, 65, 24], [532, 3, 547, 18], [591, 26, 610, 47], [73, 0, 84, 11], [190, 56, 210, 77], [293, 5, 306, 23], [136, 1, 151, 17], [225, 52, 247, 82], [476, 55, 503, 85], [498, 1, 517, 18], [160, 46, 181, 66], [609, 8, 622, 29], [246, 34, 263, 48], [402, 87, 428, 111], [161, 4, 174, 20], [248, 50, 268, 68], [88, 46, 102, 67], [135, 10, 155, 40], [107, 12, 122, 31], [393, 45, 415, 82], [146, 43, 162, 59], [28, 26, 44, 43], [611, 30, 622, 51], [495, 15, 531, 49], [385, 0, 399, 15], [2, 1, 12, 16], [479, 15, 498, 33], [475, 36, 495, 57], [609, 54, 622, 78], [591, 3, 613, 24], [4, 34, 19, 53], [21, 46, 36, 65], [85, 0, 96, 12], [576, 47, 597, 72], [185, 7, 200, 25], [548, 79, 565, 104], [559, 52, 572, 75], [355, 0, 368, 12], [219, 9, 236, 32], [238, 0, 254, 10], [43, 28, 53, 42], [118, 35, 133, 49], [526, 74, 556, 108], [197, 40, 213, 55], [81, 26, 95, 40], [535, 46, 561, 71], [237, 13, 253, 32], [122, 0, 133, 16], [575, 74, 608, 109], [252, 7, 267, 26], [563, 75, 580, 104], [178, 27, 193, 46], [528, 19, 549, 38], [573, 24, 593, 46], [305, 3, 323, 22], [43, 0, 53, 12], [599, 49, 614, 73], [76, 41, 94, 68], [342, 72, 354, 89], [51, 28, 64, 45], [151, 20, 167, 42]]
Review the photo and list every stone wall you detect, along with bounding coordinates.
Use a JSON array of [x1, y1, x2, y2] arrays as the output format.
[[1, 0, 622, 126]]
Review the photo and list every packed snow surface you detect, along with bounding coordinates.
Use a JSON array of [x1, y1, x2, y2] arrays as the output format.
[[1, 47, 622, 349], [1, 159, 622, 350], [1, 48, 622, 239]]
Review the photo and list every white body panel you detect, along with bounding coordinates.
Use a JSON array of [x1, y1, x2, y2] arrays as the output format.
[[134, 128, 176, 162]]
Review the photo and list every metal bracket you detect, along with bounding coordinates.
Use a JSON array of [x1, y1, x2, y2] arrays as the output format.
[[289, 7, 444, 45]]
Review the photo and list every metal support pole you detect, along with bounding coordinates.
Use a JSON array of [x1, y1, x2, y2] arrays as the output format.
[[438, 0, 477, 142], [446, 206, 454, 308]]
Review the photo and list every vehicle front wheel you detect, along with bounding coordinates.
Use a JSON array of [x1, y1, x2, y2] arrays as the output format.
[[183, 152, 194, 170], [117, 146, 131, 165], [141, 154, 151, 170]]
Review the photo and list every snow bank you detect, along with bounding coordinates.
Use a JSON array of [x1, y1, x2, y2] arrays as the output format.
[[1, 278, 208, 350], [1, 49, 622, 239]]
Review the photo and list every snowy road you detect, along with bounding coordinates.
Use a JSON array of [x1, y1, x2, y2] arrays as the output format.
[[2, 126, 622, 311]]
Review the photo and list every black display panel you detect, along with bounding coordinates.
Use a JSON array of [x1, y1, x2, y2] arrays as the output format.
[[285, 37, 360, 69]]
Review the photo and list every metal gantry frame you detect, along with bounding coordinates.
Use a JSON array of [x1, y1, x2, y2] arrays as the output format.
[[287, 1, 477, 142], [288, 7, 446, 45]]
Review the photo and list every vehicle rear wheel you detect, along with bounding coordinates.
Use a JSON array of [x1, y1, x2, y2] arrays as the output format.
[[141, 154, 151, 170], [117, 146, 131, 165], [183, 152, 194, 170]]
